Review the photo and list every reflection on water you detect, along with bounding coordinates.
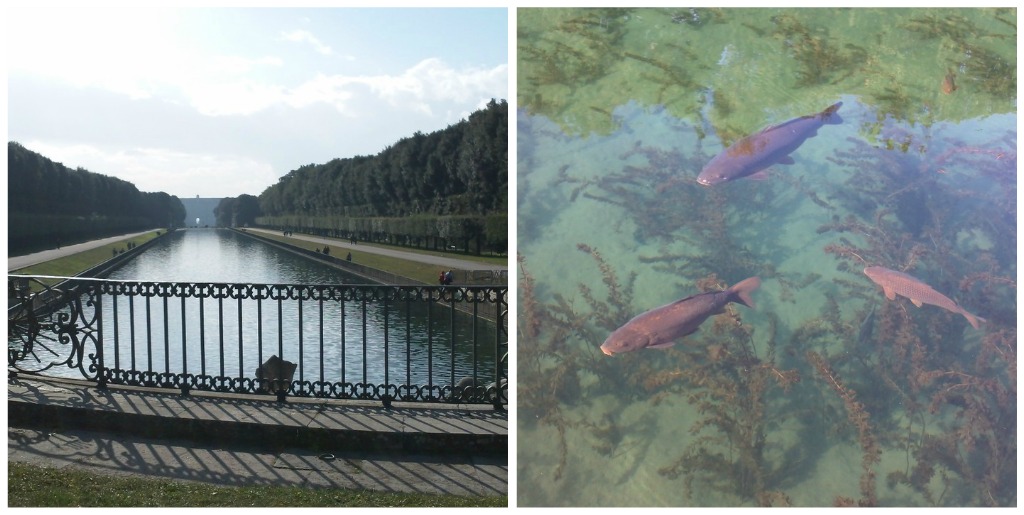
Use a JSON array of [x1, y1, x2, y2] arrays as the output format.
[[113, 229, 356, 284], [32, 229, 499, 390], [517, 8, 1015, 508]]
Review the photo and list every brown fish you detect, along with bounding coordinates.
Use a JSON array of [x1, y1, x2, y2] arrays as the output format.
[[696, 102, 843, 186], [600, 277, 760, 356], [863, 266, 983, 329], [941, 71, 957, 94]]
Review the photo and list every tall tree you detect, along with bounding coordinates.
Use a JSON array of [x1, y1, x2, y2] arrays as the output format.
[[8, 141, 186, 253], [256, 99, 508, 219]]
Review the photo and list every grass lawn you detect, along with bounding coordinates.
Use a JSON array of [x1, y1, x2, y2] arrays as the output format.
[[10, 231, 165, 290], [7, 462, 508, 507], [10, 229, 507, 287]]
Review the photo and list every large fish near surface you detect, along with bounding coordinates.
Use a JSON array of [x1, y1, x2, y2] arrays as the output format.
[[600, 277, 760, 356], [863, 266, 984, 329], [696, 102, 843, 186]]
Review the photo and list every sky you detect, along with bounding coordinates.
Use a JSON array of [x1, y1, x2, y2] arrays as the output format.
[[6, 6, 508, 199]]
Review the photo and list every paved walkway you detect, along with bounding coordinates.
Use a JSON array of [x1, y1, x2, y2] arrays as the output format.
[[8, 230, 159, 272], [9, 228, 507, 274], [8, 375, 507, 498]]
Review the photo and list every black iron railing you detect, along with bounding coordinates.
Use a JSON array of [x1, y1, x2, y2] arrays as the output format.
[[8, 276, 508, 409]]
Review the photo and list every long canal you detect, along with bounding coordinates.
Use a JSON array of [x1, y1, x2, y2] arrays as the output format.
[[10, 229, 504, 404]]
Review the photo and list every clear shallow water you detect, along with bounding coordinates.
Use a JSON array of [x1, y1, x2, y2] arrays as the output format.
[[19, 229, 499, 391], [517, 8, 1015, 507]]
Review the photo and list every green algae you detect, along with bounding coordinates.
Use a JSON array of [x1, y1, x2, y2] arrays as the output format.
[[518, 8, 1016, 139]]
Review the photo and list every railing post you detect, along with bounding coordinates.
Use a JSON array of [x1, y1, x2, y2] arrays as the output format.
[[383, 289, 390, 408], [493, 290, 506, 411], [181, 294, 189, 397], [277, 289, 287, 403], [95, 284, 107, 391]]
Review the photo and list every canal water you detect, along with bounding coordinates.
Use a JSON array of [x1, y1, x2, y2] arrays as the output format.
[[26, 229, 501, 394]]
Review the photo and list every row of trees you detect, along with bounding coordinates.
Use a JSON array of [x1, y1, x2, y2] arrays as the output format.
[[257, 99, 507, 219], [256, 213, 507, 254], [218, 99, 508, 255], [8, 141, 186, 254], [213, 194, 260, 228]]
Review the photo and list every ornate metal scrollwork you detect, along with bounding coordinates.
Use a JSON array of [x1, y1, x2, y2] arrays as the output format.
[[9, 278, 102, 379], [9, 276, 508, 408]]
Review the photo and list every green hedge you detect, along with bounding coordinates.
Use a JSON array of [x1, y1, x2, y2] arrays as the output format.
[[9, 212, 154, 254], [255, 213, 507, 255]]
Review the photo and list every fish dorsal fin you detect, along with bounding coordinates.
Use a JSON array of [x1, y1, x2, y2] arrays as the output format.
[[759, 119, 795, 134], [670, 293, 702, 305], [760, 114, 805, 134]]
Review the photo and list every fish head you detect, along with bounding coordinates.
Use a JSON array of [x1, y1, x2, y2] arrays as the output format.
[[862, 266, 881, 281], [696, 168, 727, 186], [696, 155, 738, 186], [599, 326, 650, 356]]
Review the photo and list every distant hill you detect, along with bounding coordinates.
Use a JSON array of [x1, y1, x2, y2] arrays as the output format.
[[180, 197, 222, 227]]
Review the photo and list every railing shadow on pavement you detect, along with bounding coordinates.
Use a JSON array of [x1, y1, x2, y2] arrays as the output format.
[[8, 426, 508, 498], [8, 375, 507, 455], [8, 376, 508, 499]]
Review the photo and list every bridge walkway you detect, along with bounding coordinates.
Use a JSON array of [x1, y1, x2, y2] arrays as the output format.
[[8, 374, 507, 498]]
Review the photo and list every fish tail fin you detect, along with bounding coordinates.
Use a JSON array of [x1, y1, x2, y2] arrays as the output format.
[[729, 276, 761, 309], [963, 311, 984, 330], [822, 102, 843, 124]]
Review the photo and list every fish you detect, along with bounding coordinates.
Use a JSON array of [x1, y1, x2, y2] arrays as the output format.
[[862, 266, 984, 329], [941, 71, 957, 94], [696, 102, 843, 186], [600, 276, 760, 356]]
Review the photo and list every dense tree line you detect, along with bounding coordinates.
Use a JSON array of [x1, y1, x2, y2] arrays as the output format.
[[258, 99, 507, 219], [8, 141, 186, 254], [256, 212, 507, 254], [217, 99, 508, 254], [213, 194, 260, 227]]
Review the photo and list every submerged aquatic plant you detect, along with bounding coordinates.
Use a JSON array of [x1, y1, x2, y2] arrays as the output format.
[[811, 116, 1016, 506], [821, 122, 1016, 314], [806, 350, 881, 507], [768, 13, 869, 88], [520, 8, 1014, 139], [517, 246, 640, 481], [518, 29, 1015, 497], [657, 302, 800, 505]]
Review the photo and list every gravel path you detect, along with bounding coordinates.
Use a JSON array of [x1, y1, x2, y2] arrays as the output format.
[[8, 230, 160, 272], [246, 228, 508, 272]]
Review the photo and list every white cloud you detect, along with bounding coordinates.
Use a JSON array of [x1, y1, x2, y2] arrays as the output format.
[[21, 141, 278, 198], [360, 58, 508, 115], [203, 55, 285, 75], [181, 58, 507, 118], [10, 8, 505, 120], [285, 74, 358, 113], [184, 80, 286, 117], [8, 7, 181, 100], [280, 29, 334, 56]]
